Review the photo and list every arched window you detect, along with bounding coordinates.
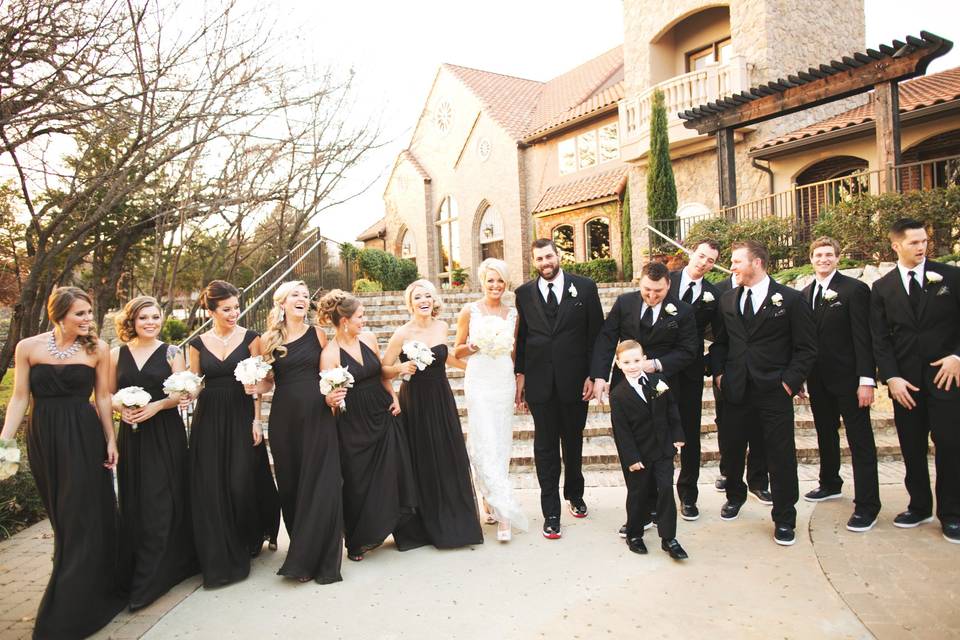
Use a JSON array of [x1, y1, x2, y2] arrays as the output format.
[[552, 225, 575, 263], [795, 156, 869, 238], [478, 206, 504, 260], [436, 196, 460, 281], [585, 218, 610, 260], [399, 228, 416, 261]]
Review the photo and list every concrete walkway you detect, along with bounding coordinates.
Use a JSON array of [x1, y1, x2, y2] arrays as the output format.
[[1, 463, 957, 639]]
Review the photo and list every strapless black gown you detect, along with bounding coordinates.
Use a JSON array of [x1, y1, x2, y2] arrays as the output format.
[[26, 363, 127, 639], [337, 341, 422, 556], [399, 344, 483, 548], [268, 330, 343, 583], [116, 344, 198, 609], [189, 330, 280, 587]]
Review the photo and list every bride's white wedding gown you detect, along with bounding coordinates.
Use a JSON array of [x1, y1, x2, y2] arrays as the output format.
[[463, 302, 528, 531]]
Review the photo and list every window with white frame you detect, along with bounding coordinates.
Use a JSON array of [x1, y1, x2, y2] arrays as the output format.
[[559, 122, 619, 175], [478, 206, 504, 261], [436, 196, 460, 281]]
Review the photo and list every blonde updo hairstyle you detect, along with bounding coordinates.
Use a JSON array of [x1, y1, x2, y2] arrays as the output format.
[[477, 258, 511, 291], [260, 280, 309, 364], [404, 279, 442, 318], [47, 286, 99, 354], [115, 295, 162, 343], [319, 289, 361, 329]]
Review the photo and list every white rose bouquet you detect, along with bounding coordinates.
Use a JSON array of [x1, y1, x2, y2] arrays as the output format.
[[234, 356, 272, 398], [320, 366, 355, 412], [162, 371, 205, 399], [115, 386, 153, 431], [0, 439, 21, 481], [471, 317, 514, 358], [400, 341, 435, 381]]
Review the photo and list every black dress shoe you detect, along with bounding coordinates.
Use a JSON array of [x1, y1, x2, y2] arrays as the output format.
[[661, 539, 688, 560], [774, 525, 796, 546], [715, 476, 727, 492], [846, 512, 878, 532], [749, 488, 773, 505], [720, 500, 744, 521], [568, 498, 588, 518], [680, 503, 700, 521], [893, 510, 934, 528], [944, 522, 960, 544], [627, 537, 648, 554], [542, 516, 562, 539], [804, 486, 842, 503], [618, 524, 627, 538]]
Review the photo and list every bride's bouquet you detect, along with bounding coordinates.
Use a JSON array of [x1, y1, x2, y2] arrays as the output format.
[[115, 386, 153, 431], [471, 318, 514, 358], [234, 356, 272, 398], [400, 341, 435, 381], [0, 439, 21, 481], [162, 371, 205, 400], [320, 366, 355, 412]]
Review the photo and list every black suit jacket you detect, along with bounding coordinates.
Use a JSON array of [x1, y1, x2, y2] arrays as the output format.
[[800, 272, 875, 395], [711, 278, 818, 403], [669, 270, 721, 380], [870, 260, 960, 400], [515, 273, 604, 404], [610, 373, 684, 467], [590, 291, 698, 383]]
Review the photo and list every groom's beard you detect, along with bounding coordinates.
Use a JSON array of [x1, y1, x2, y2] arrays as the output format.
[[537, 264, 559, 280]]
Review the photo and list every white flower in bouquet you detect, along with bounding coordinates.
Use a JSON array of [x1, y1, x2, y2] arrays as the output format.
[[400, 341, 435, 381], [234, 356, 272, 398], [0, 439, 21, 481], [162, 371, 205, 398], [115, 386, 152, 431], [471, 317, 514, 357], [320, 366, 355, 411]]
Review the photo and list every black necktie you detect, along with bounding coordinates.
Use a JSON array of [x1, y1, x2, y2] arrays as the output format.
[[813, 284, 822, 309], [641, 304, 654, 326], [907, 270, 922, 312], [682, 282, 695, 304], [546, 282, 559, 311], [742, 289, 754, 328]]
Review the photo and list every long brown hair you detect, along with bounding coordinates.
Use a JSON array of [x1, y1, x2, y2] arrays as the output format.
[[47, 286, 98, 354]]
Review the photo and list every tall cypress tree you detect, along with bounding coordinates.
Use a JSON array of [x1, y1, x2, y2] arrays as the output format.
[[646, 89, 678, 250], [621, 186, 633, 280]]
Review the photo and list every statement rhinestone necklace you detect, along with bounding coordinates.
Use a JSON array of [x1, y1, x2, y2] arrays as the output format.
[[210, 326, 238, 346], [47, 332, 81, 360]]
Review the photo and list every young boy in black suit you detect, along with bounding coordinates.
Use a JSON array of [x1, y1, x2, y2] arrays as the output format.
[[610, 340, 687, 559]]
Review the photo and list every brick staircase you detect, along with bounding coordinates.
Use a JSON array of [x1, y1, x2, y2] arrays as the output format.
[[263, 285, 903, 471]]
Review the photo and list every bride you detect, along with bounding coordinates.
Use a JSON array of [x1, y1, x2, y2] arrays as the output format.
[[454, 258, 529, 541]]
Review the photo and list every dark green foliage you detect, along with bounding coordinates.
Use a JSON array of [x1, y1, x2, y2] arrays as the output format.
[[769, 259, 865, 285], [352, 278, 383, 293], [684, 216, 797, 268], [353, 249, 419, 292], [646, 89, 678, 249], [563, 258, 619, 283], [621, 187, 633, 279], [160, 317, 188, 343]]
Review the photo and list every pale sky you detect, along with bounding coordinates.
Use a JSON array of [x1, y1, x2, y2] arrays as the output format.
[[221, 0, 960, 243]]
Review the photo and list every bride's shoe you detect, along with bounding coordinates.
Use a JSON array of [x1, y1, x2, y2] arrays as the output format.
[[497, 520, 512, 542], [482, 499, 497, 525]]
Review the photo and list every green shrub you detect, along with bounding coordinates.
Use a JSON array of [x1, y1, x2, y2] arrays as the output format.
[[160, 317, 188, 343], [563, 258, 618, 283], [450, 267, 468, 288], [353, 248, 419, 292], [684, 216, 797, 267], [352, 278, 383, 293]]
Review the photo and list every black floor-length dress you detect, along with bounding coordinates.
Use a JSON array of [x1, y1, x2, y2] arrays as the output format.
[[338, 341, 423, 556], [269, 330, 343, 583], [26, 364, 127, 639], [189, 330, 280, 587], [398, 344, 483, 548], [116, 344, 199, 609]]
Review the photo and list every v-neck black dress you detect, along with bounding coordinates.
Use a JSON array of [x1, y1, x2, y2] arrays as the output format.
[[115, 344, 198, 609], [189, 330, 280, 587], [337, 340, 422, 556], [26, 363, 127, 639]]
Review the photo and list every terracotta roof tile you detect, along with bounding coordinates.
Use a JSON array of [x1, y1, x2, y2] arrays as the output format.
[[441, 64, 544, 140], [532, 167, 628, 214], [752, 66, 960, 152], [356, 218, 385, 242]]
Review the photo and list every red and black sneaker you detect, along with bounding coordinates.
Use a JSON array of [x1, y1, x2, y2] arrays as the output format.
[[568, 498, 588, 518], [542, 516, 562, 539]]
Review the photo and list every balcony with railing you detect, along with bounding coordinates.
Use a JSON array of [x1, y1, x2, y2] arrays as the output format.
[[619, 56, 750, 162]]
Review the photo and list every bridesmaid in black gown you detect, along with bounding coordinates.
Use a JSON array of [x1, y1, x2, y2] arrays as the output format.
[[0, 287, 126, 638], [382, 279, 483, 548], [187, 280, 280, 588], [110, 296, 198, 610], [319, 290, 423, 561], [259, 281, 343, 583]]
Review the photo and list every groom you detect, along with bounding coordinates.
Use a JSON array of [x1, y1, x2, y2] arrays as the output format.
[[515, 238, 604, 539]]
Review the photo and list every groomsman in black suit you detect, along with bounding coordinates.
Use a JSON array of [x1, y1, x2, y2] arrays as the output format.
[[668, 239, 723, 521], [870, 218, 960, 543], [515, 238, 605, 540], [800, 237, 881, 532], [711, 240, 817, 545]]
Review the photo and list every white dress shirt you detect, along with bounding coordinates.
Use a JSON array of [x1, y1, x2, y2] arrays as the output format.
[[679, 268, 703, 303], [538, 269, 565, 304], [739, 275, 771, 314], [626, 374, 649, 402], [811, 270, 837, 309], [640, 301, 663, 325], [896, 259, 925, 295]]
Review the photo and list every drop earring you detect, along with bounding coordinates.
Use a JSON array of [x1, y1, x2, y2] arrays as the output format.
[[278, 308, 285, 322]]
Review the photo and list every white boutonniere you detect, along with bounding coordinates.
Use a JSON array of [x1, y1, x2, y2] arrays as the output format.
[[771, 293, 784, 307], [568, 283, 578, 298], [823, 288, 838, 301], [926, 271, 943, 284], [701, 291, 715, 303], [664, 303, 678, 315], [654, 379, 670, 396]]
